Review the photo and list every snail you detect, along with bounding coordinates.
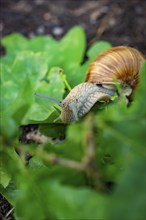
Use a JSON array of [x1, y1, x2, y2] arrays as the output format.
[[35, 46, 145, 124]]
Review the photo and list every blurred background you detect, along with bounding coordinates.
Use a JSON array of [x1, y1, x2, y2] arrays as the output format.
[[0, 0, 146, 219], [1, 0, 146, 55]]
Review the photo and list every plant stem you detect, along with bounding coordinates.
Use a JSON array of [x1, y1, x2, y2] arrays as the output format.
[[59, 69, 72, 91]]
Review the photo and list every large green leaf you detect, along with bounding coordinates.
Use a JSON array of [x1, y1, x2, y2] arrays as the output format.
[[59, 26, 86, 68], [30, 35, 58, 52], [106, 156, 145, 220], [27, 67, 65, 122], [2, 33, 29, 53], [11, 51, 49, 87], [95, 62, 146, 182], [69, 40, 112, 87], [1, 33, 30, 66], [13, 167, 105, 220], [0, 164, 11, 188], [87, 41, 112, 59], [1, 27, 145, 220], [0, 148, 24, 187]]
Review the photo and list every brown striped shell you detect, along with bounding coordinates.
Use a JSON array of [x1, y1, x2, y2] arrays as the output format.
[[85, 46, 145, 94]]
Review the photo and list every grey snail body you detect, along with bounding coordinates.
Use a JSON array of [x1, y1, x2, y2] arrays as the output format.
[[35, 46, 145, 124], [60, 82, 116, 123]]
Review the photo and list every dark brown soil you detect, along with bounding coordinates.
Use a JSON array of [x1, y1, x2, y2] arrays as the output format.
[[0, 0, 146, 219], [0, 194, 14, 220], [1, 0, 146, 55]]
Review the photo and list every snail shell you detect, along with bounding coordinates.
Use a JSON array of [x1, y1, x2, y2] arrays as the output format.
[[85, 46, 145, 96]]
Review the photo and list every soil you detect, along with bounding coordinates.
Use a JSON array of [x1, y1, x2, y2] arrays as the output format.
[[1, 0, 146, 55], [0, 0, 146, 219]]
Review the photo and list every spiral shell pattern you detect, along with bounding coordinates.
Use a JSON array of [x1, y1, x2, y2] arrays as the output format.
[[85, 46, 145, 92]]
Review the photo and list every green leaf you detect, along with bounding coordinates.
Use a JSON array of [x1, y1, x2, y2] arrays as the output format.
[[14, 168, 105, 220], [39, 123, 66, 138], [44, 182, 105, 220], [1, 77, 33, 126], [1, 33, 30, 66], [87, 41, 112, 60], [0, 148, 25, 185], [69, 40, 112, 87], [0, 182, 18, 206], [59, 26, 86, 68], [28, 67, 65, 122], [0, 116, 17, 139], [30, 35, 58, 52], [42, 26, 86, 87], [0, 63, 12, 83], [1, 51, 50, 118], [106, 156, 146, 220], [2, 33, 29, 53], [130, 61, 146, 116], [0, 80, 19, 116], [11, 51, 49, 87], [11, 78, 34, 124], [0, 165, 11, 188]]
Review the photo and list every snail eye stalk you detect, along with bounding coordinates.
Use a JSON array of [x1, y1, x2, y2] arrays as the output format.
[[34, 93, 63, 106]]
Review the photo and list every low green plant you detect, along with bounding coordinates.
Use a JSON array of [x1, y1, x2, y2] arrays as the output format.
[[0, 26, 145, 220]]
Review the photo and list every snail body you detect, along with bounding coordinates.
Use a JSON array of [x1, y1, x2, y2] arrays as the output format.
[[35, 46, 145, 124], [60, 82, 116, 123]]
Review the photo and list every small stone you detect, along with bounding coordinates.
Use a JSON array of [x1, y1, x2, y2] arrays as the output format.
[[52, 27, 64, 36], [29, 32, 35, 38], [37, 25, 45, 34], [43, 12, 51, 21], [35, 0, 44, 5], [109, 18, 116, 27]]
